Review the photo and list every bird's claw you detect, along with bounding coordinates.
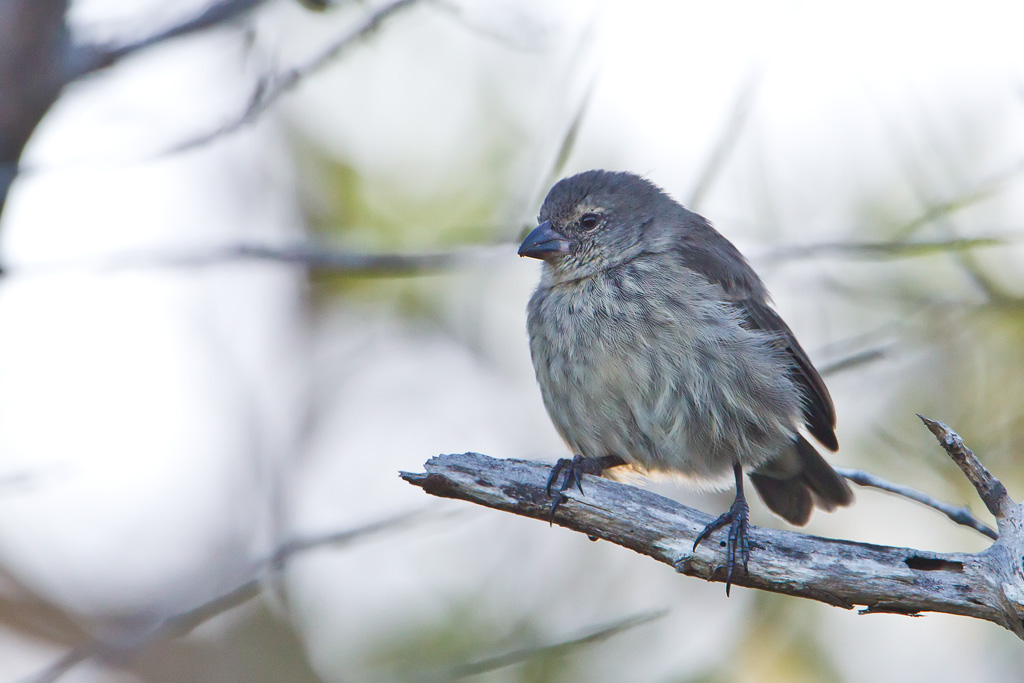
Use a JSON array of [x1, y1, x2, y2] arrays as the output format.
[[547, 492, 568, 523], [693, 494, 750, 596], [546, 455, 588, 523], [546, 455, 587, 497], [545, 455, 625, 524]]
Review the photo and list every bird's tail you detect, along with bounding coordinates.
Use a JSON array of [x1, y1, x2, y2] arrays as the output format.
[[748, 434, 853, 526]]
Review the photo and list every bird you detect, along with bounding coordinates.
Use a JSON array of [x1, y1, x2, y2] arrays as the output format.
[[518, 169, 853, 593]]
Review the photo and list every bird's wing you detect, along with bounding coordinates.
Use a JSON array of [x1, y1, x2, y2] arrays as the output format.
[[675, 223, 838, 451]]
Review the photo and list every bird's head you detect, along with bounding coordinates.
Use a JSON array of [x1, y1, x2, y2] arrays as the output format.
[[518, 170, 679, 282]]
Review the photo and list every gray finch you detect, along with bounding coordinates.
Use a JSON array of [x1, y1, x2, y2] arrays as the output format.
[[519, 170, 853, 592]]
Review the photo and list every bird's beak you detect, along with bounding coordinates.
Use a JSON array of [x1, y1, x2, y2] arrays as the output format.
[[518, 220, 573, 260]]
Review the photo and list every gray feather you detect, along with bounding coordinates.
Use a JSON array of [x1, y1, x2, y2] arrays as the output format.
[[525, 170, 852, 523]]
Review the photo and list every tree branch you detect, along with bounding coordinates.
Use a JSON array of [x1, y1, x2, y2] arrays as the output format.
[[0, 0, 415, 229], [917, 415, 1014, 520], [0, 0, 70, 217], [22, 506, 447, 682], [69, 0, 268, 79], [0, 0, 269, 229], [817, 345, 890, 378], [401, 419, 1024, 638], [836, 467, 997, 540], [164, 0, 422, 155], [100, 241, 481, 275], [759, 235, 1010, 263], [447, 609, 667, 680], [1, 241, 507, 277]]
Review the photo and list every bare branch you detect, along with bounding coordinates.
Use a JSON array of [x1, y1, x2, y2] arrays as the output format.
[[165, 0, 422, 155], [98, 241, 486, 276], [0, 0, 70, 216], [817, 345, 890, 378], [402, 451, 1024, 638], [0, 0, 269, 223], [760, 235, 1010, 264], [20, 650, 86, 683], [23, 507, 444, 682], [918, 415, 1014, 519], [270, 506, 461, 569], [69, 0, 268, 79], [891, 158, 1024, 240], [447, 609, 668, 680], [168, 507, 444, 638], [2, 241, 509, 277], [0, 0, 284, 231], [836, 467, 997, 540]]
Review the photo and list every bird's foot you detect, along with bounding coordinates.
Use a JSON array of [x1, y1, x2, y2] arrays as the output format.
[[545, 455, 623, 523], [693, 483, 750, 596]]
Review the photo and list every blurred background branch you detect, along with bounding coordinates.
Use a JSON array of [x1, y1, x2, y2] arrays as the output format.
[[760, 235, 1015, 263], [165, 0, 422, 155], [68, 0, 269, 78], [446, 609, 668, 681], [0, 0, 71, 217], [25, 506, 450, 682], [0, 0, 274, 220]]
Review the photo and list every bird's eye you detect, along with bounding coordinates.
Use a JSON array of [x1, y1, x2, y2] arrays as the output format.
[[580, 213, 600, 231]]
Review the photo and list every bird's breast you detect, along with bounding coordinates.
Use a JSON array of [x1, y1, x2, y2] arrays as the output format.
[[526, 268, 800, 481]]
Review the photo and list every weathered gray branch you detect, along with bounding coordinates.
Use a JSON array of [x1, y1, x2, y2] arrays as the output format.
[[836, 466, 997, 540], [918, 415, 1014, 519], [401, 419, 1024, 638]]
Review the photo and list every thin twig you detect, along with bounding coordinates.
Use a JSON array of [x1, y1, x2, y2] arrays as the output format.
[[165, 0, 422, 155], [98, 241, 484, 275], [918, 415, 1014, 519], [271, 506, 462, 569], [18, 650, 85, 683], [69, 0, 268, 79], [159, 581, 261, 639], [447, 609, 668, 679], [891, 159, 1024, 240], [817, 345, 889, 377], [1, 241, 509, 277], [25, 506, 445, 682], [836, 467, 997, 540], [760, 235, 1010, 263], [2, 0, 269, 218]]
